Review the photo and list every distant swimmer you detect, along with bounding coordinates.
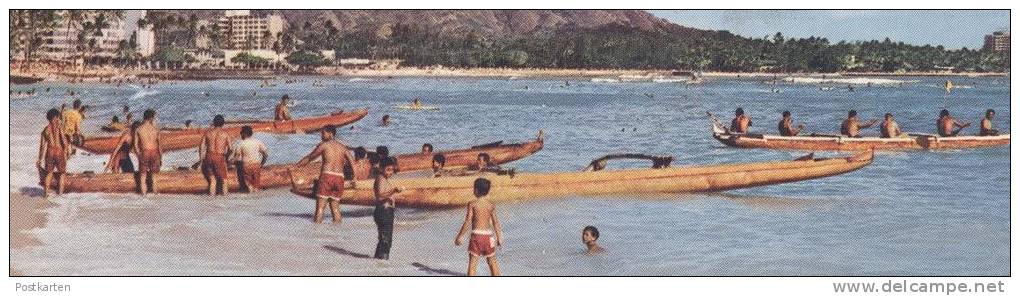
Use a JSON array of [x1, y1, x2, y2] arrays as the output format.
[[454, 178, 504, 276], [937, 109, 969, 137], [274, 95, 292, 121], [730, 108, 753, 133], [232, 126, 268, 193], [411, 98, 423, 108], [380, 114, 391, 126], [184, 120, 194, 129], [582, 226, 605, 255], [847, 84, 855, 92], [421, 143, 434, 154], [200, 115, 232, 196], [839, 110, 877, 138], [38, 108, 70, 197], [980, 109, 1000, 136], [133, 109, 162, 195], [777, 111, 805, 136], [880, 113, 905, 138], [296, 125, 355, 224]]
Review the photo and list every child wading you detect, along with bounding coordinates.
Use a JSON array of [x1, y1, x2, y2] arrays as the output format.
[[454, 178, 504, 276]]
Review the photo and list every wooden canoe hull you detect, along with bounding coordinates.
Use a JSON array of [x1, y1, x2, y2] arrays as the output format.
[[76, 109, 369, 155], [56, 136, 544, 194], [713, 133, 1009, 151], [290, 150, 874, 209]]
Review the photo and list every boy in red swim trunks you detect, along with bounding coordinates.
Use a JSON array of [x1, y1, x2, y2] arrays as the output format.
[[200, 115, 232, 195], [38, 108, 69, 197], [454, 178, 503, 276], [297, 125, 355, 224]]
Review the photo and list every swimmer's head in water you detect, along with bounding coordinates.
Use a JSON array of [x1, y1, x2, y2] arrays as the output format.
[[847, 110, 857, 118], [582, 225, 600, 245], [986, 109, 995, 118], [782, 110, 791, 118], [939, 109, 950, 118], [422, 143, 433, 153], [473, 178, 491, 197], [735, 107, 744, 116]]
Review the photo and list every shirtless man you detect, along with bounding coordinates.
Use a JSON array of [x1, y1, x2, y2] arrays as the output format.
[[730, 107, 753, 133], [454, 178, 503, 276], [777, 111, 804, 136], [296, 125, 356, 224], [937, 109, 969, 137], [880, 113, 904, 138], [274, 95, 292, 121], [980, 109, 1000, 136], [232, 126, 268, 192], [133, 109, 162, 195], [840, 110, 878, 137], [200, 115, 233, 195], [38, 108, 69, 197]]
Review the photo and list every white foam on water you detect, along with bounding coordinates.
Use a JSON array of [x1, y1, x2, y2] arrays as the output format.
[[783, 77, 918, 85]]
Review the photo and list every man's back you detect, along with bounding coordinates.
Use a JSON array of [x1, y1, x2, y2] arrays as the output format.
[[235, 138, 266, 163], [203, 128, 231, 156], [136, 123, 160, 151], [318, 141, 350, 173]]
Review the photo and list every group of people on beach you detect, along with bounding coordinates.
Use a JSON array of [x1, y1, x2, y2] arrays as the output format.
[[729, 107, 1001, 138]]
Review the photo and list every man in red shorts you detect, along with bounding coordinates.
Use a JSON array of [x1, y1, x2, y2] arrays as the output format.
[[38, 108, 69, 197], [454, 178, 504, 276], [297, 125, 355, 224], [200, 114, 232, 195], [133, 109, 163, 195]]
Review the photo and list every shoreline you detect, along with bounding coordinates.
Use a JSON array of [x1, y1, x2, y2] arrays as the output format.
[[9, 191, 52, 276], [10, 67, 1008, 83]]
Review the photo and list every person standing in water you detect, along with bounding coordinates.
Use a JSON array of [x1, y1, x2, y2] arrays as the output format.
[[232, 126, 269, 192], [38, 108, 69, 197], [200, 115, 232, 195], [454, 178, 504, 276], [133, 109, 162, 195], [275, 95, 292, 121], [373, 157, 400, 260], [296, 125, 356, 224], [582, 226, 605, 255]]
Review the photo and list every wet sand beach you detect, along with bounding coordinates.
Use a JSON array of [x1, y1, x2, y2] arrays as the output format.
[[9, 192, 52, 276]]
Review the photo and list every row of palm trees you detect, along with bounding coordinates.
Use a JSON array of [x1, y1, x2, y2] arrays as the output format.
[[11, 10, 127, 70]]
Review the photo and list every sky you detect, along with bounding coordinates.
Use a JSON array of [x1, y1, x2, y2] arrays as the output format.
[[649, 10, 1009, 49]]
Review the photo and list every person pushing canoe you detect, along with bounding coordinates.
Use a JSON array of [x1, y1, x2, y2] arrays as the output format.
[[880, 113, 905, 138], [454, 178, 504, 276], [296, 125, 356, 224], [133, 109, 162, 195], [200, 115, 232, 196], [980, 109, 999, 136], [730, 107, 753, 133], [840, 110, 877, 137], [232, 126, 269, 192], [937, 109, 969, 137], [274, 95, 292, 121], [38, 108, 69, 197], [777, 111, 804, 136]]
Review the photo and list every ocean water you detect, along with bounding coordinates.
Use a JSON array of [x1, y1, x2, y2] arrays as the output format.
[[9, 75, 1010, 276]]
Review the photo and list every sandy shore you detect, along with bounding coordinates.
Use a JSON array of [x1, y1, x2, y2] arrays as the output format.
[[10, 66, 1008, 83], [9, 191, 52, 276]]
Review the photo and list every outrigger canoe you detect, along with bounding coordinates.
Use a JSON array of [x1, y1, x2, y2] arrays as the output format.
[[289, 150, 874, 209], [76, 109, 369, 154], [54, 134, 543, 194], [709, 113, 1009, 151]]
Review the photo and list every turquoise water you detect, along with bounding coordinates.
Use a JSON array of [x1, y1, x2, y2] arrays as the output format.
[[9, 76, 1010, 275]]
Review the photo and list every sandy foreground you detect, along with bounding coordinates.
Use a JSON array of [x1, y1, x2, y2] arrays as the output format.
[[9, 192, 52, 276]]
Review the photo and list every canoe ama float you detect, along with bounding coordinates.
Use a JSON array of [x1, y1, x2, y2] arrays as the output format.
[[54, 135, 544, 194], [709, 114, 1009, 151], [290, 150, 874, 209], [76, 109, 369, 155]]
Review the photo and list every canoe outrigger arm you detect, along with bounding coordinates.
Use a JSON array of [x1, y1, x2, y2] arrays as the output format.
[[583, 154, 675, 172], [706, 112, 730, 134]]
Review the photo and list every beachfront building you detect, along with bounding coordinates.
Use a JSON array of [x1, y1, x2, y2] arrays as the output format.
[[216, 10, 285, 50], [983, 30, 1010, 53], [38, 19, 127, 62], [135, 25, 156, 58]]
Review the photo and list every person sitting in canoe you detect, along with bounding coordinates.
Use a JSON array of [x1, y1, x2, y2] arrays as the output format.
[[231, 126, 269, 193], [431, 154, 448, 177], [102, 115, 127, 133], [38, 108, 69, 197], [582, 226, 605, 255], [104, 121, 140, 174], [422, 143, 434, 154], [777, 111, 804, 136], [937, 109, 970, 137], [730, 108, 753, 133], [840, 110, 878, 138], [134, 109, 162, 195], [454, 178, 503, 276], [200, 115, 233, 196], [274, 95, 292, 121], [475, 153, 504, 173], [880, 113, 905, 138], [980, 109, 1000, 136], [296, 125, 356, 224]]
